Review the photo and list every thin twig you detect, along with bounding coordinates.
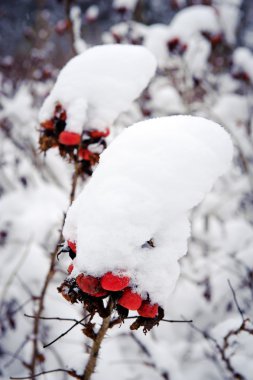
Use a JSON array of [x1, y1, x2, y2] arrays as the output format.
[[129, 332, 169, 380], [43, 315, 90, 348], [29, 158, 79, 376], [29, 221, 65, 377], [10, 368, 79, 380], [4, 338, 29, 368], [125, 316, 192, 323], [25, 313, 87, 326], [227, 279, 245, 321]]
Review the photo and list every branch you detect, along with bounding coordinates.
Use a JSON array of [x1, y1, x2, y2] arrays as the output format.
[[81, 298, 114, 380], [129, 332, 169, 380], [10, 368, 79, 380], [227, 279, 245, 321], [43, 315, 90, 348], [29, 158, 79, 376], [125, 316, 192, 323], [24, 313, 87, 326]]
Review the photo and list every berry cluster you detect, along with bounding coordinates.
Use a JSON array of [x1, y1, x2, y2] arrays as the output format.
[[167, 37, 188, 55], [58, 240, 164, 332], [39, 103, 110, 176]]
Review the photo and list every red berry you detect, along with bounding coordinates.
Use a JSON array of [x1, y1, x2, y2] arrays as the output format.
[[78, 148, 92, 161], [67, 263, 74, 274], [59, 131, 81, 146], [41, 120, 54, 130], [55, 19, 70, 34], [76, 274, 100, 295], [101, 272, 130, 291], [118, 288, 142, 310], [92, 290, 108, 298], [89, 128, 110, 139], [138, 301, 158, 318], [67, 240, 76, 253], [210, 33, 222, 47]]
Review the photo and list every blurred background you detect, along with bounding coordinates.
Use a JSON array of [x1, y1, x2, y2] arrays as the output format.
[[0, 1, 253, 380]]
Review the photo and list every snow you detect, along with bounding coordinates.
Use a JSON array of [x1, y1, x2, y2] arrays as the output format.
[[144, 24, 170, 67], [216, 2, 241, 45], [184, 35, 211, 79], [148, 80, 185, 115], [85, 5, 99, 21], [168, 6, 221, 43], [212, 94, 250, 128], [70, 6, 87, 53], [113, 0, 138, 11], [39, 44, 157, 133], [63, 115, 233, 307], [233, 47, 253, 83]]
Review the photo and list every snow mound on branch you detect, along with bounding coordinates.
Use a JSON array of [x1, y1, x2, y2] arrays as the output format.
[[39, 44, 157, 133], [63, 115, 233, 307], [233, 47, 253, 83], [168, 5, 220, 43]]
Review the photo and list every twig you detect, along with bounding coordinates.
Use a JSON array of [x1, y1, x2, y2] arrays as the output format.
[[227, 279, 245, 321], [10, 368, 79, 379], [25, 313, 87, 326], [125, 316, 192, 323], [4, 337, 29, 368], [129, 332, 169, 380], [81, 298, 114, 380], [43, 315, 90, 348], [29, 221, 65, 377], [29, 159, 79, 376]]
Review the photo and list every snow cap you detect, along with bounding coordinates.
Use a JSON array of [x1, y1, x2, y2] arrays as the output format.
[[63, 115, 233, 307], [39, 44, 157, 133]]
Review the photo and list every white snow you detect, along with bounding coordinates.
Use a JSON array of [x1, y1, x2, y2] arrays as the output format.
[[216, 3, 241, 45], [84, 5, 99, 21], [70, 6, 87, 53], [233, 47, 253, 83], [144, 24, 170, 67], [148, 79, 185, 115], [39, 44, 157, 133], [168, 6, 221, 43], [63, 115, 233, 307], [113, 0, 138, 11], [184, 35, 211, 79]]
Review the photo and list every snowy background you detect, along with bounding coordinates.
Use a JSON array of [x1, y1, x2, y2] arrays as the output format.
[[1, 1, 253, 380]]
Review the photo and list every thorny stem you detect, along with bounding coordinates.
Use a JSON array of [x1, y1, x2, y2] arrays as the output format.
[[81, 298, 114, 380], [29, 161, 79, 378]]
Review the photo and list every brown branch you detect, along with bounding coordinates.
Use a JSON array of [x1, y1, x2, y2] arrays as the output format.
[[81, 298, 114, 380], [29, 160, 79, 377], [190, 320, 248, 380], [10, 368, 79, 380]]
